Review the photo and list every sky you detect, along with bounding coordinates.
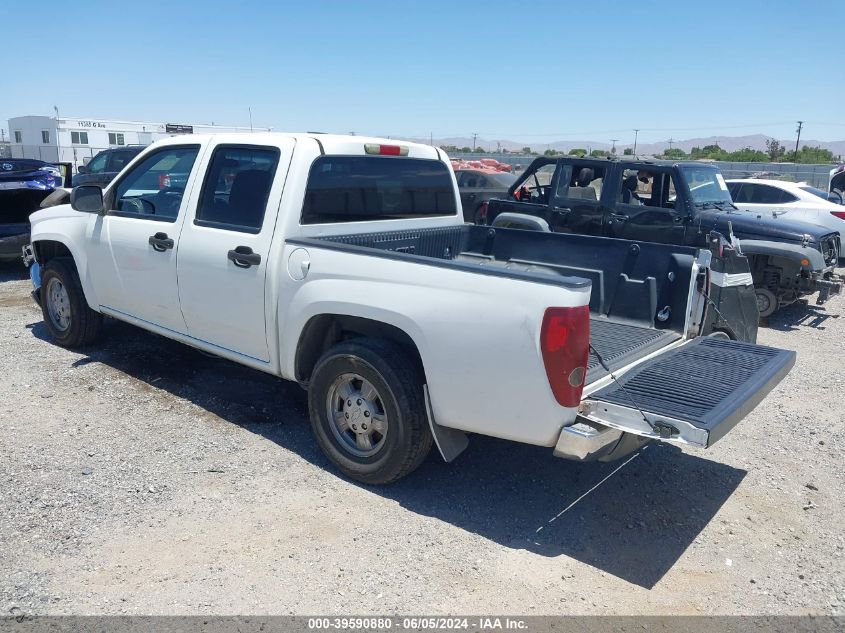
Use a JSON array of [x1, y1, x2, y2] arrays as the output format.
[[4, 0, 843, 145]]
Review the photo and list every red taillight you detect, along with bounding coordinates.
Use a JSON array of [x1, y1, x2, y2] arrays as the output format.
[[159, 173, 171, 188], [831, 211, 845, 221], [540, 306, 590, 407]]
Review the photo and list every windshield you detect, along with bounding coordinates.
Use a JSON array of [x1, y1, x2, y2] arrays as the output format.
[[680, 166, 733, 204]]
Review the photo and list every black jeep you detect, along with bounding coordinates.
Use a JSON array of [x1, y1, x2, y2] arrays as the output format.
[[486, 157, 841, 318]]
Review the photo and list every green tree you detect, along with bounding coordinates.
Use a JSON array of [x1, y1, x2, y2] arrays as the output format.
[[543, 149, 560, 156], [662, 148, 687, 159], [568, 148, 587, 157], [473, 146, 486, 153], [724, 147, 769, 162], [521, 147, 533, 155], [785, 146, 836, 164], [589, 149, 609, 157], [459, 146, 472, 153], [765, 138, 786, 162], [623, 148, 633, 155]]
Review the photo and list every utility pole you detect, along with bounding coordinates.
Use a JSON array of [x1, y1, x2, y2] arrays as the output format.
[[54, 106, 61, 166], [430, 132, 433, 146], [668, 137, 674, 150], [248, 107, 254, 132], [610, 139, 619, 154], [471, 132, 478, 151], [794, 120, 803, 158], [633, 129, 639, 155]]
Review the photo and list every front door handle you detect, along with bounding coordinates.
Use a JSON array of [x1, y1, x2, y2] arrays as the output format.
[[609, 213, 629, 222], [552, 207, 572, 215], [148, 232, 174, 252], [228, 245, 262, 268]]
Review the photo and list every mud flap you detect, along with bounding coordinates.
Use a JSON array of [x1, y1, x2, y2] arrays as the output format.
[[580, 338, 795, 448]]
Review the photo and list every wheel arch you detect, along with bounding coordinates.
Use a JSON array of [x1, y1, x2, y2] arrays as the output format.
[[32, 237, 100, 310], [294, 314, 424, 385]]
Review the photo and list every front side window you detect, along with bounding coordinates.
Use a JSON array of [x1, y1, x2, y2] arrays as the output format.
[[512, 163, 556, 204], [85, 153, 108, 174], [13, 131, 22, 143], [195, 145, 279, 232], [71, 131, 89, 145], [738, 183, 798, 204], [618, 169, 678, 209], [41, 130, 50, 144], [302, 156, 456, 224], [108, 132, 125, 146], [112, 146, 199, 221]]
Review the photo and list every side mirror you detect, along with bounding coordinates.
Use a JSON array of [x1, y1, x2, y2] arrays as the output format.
[[71, 185, 105, 214], [76, 165, 88, 174]]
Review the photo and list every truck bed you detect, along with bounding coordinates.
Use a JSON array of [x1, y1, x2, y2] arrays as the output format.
[[587, 318, 680, 384], [293, 224, 701, 364]]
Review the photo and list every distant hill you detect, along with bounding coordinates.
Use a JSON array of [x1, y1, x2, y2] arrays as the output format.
[[405, 134, 845, 158]]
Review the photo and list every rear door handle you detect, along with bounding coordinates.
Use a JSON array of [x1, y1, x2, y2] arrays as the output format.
[[610, 213, 629, 222], [228, 245, 262, 268], [148, 232, 174, 252]]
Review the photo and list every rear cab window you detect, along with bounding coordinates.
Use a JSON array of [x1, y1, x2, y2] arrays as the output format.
[[301, 156, 457, 224]]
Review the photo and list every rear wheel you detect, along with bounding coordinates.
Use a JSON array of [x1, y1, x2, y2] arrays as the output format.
[[307, 338, 432, 484], [40, 258, 103, 347]]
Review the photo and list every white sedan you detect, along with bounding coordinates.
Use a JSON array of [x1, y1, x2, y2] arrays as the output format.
[[726, 178, 845, 249]]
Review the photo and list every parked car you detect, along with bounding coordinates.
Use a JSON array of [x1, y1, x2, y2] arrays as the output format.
[[829, 164, 845, 204], [454, 168, 516, 223], [726, 178, 845, 246], [24, 133, 794, 484], [486, 157, 842, 317], [72, 146, 146, 187], [0, 159, 64, 261]]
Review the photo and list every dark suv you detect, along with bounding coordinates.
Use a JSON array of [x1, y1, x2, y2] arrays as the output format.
[[487, 156, 841, 318], [72, 146, 146, 187]]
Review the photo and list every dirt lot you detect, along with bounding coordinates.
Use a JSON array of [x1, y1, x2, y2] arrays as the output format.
[[0, 260, 843, 616]]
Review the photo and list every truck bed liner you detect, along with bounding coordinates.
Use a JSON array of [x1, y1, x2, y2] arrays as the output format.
[[587, 318, 680, 384]]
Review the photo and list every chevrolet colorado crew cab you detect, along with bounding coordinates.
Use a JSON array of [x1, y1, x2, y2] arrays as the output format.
[[24, 134, 795, 484], [486, 156, 842, 318]]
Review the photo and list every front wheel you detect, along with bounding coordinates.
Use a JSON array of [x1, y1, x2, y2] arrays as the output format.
[[40, 258, 103, 347], [307, 338, 433, 484], [754, 287, 778, 318]]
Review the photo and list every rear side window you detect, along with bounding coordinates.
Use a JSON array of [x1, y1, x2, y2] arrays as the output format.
[[301, 156, 456, 224], [196, 145, 280, 233]]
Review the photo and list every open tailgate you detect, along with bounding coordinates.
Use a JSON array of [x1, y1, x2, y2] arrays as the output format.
[[580, 338, 795, 448]]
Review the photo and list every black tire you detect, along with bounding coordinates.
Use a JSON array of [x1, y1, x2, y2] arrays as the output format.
[[754, 287, 778, 318], [40, 258, 103, 347], [307, 338, 433, 485]]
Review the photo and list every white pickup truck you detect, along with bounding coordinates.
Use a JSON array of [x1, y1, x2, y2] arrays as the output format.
[[24, 133, 795, 484]]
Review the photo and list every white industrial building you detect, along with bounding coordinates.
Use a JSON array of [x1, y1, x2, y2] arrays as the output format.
[[7, 115, 271, 170]]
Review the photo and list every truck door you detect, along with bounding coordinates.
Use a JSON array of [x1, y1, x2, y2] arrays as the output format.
[[604, 167, 687, 244], [549, 162, 609, 235], [85, 144, 202, 332], [176, 140, 295, 364]]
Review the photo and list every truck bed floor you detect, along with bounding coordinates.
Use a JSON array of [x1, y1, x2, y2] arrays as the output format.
[[587, 318, 681, 384]]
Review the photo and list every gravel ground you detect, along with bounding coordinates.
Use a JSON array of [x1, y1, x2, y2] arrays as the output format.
[[0, 260, 843, 616]]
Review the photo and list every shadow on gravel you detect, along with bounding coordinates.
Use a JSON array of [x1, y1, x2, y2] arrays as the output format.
[[764, 299, 840, 332], [29, 318, 746, 589], [0, 260, 28, 283]]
